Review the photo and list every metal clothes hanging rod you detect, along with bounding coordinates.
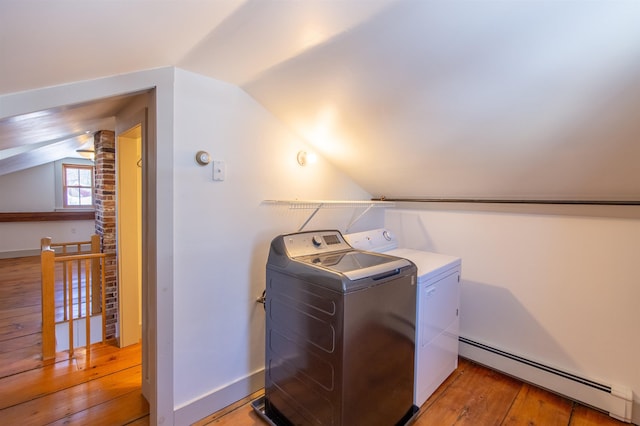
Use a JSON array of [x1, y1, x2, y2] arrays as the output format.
[[262, 200, 396, 231], [264, 200, 396, 208], [370, 198, 640, 206]]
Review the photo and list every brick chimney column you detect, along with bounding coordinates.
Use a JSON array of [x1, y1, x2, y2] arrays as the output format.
[[93, 130, 117, 341]]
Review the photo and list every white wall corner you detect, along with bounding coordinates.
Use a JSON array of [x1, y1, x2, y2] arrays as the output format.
[[173, 368, 264, 426]]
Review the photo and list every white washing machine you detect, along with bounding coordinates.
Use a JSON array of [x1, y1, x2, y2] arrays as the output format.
[[345, 228, 461, 407]]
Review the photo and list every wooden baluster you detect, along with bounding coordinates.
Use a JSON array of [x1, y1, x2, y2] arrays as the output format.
[[67, 261, 74, 358], [40, 247, 56, 360], [91, 235, 101, 315], [85, 259, 91, 352], [62, 243, 68, 321], [76, 244, 82, 319]]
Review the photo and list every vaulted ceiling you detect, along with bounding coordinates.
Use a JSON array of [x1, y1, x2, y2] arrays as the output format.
[[1, 0, 640, 200]]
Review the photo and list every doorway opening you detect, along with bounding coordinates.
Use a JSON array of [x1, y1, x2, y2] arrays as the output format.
[[0, 88, 157, 422], [116, 125, 142, 348]]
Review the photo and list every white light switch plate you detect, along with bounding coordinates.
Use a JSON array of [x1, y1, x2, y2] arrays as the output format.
[[213, 160, 225, 181]]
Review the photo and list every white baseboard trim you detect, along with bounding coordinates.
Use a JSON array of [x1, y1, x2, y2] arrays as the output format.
[[173, 368, 264, 426], [0, 249, 40, 259], [459, 337, 634, 423]]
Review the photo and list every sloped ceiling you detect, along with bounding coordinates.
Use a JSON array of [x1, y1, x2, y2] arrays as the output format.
[[1, 0, 639, 200], [0, 95, 132, 175], [243, 0, 640, 201]]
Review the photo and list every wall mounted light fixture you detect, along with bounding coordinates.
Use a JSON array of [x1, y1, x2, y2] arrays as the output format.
[[297, 150, 317, 166]]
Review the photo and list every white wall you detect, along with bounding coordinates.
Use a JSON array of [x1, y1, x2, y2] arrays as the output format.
[[0, 161, 94, 255], [0, 220, 95, 256], [0, 163, 54, 210], [171, 69, 381, 423], [386, 205, 640, 422]]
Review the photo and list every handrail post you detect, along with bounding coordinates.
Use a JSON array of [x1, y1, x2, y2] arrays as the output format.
[[41, 237, 52, 251], [40, 248, 56, 360]]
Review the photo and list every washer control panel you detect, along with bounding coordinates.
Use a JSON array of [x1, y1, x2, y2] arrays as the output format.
[[283, 230, 351, 258]]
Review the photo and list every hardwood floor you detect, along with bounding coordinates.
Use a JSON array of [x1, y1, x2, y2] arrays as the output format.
[[0, 256, 148, 425], [0, 342, 148, 425], [0, 256, 631, 426], [194, 358, 628, 426]]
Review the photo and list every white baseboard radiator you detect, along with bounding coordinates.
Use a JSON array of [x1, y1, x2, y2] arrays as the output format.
[[459, 337, 633, 423]]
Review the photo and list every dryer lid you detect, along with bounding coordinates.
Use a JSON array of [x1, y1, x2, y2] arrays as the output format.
[[388, 248, 461, 283]]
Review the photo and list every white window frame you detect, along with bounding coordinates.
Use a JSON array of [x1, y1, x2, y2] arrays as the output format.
[[54, 158, 95, 210]]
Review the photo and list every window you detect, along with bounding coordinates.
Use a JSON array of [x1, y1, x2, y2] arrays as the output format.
[[62, 164, 94, 208]]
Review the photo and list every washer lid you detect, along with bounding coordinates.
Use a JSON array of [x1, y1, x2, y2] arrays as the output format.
[[298, 250, 411, 281]]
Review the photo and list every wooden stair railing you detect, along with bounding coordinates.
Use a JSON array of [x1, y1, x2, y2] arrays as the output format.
[[40, 235, 108, 360], [47, 235, 102, 318]]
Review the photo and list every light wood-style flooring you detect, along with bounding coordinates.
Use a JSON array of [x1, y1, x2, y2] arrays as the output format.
[[0, 255, 149, 425], [194, 356, 628, 426], [0, 256, 630, 425]]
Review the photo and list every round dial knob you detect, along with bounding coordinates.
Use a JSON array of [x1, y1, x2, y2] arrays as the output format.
[[382, 230, 392, 241], [312, 235, 323, 247]]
